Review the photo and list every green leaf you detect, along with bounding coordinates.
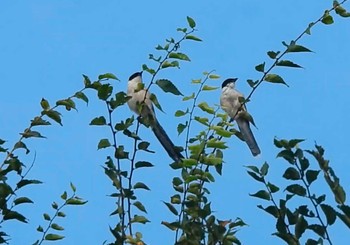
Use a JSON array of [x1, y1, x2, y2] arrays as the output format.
[[43, 213, 51, 221], [137, 142, 155, 153], [260, 162, 269, 176], [82, 74, 91, 87], [169, 52, 191, 61], [3, 210, 27, 223], [185, 35, 202, 41], [52, 202, 58, 209], [307, 224, 325, 237], [206, 138, 227, 149], [51, 223, 64, 231], [247, 171, 264, 182], [194, 116, 209, 126], [295, 215, 308, 239], [14, 197, 33, 205], [283, 167, 300, 180], [17, 179, 42, 189], [197, 102, 215, 114], [45, 234, 65, 241], [0, 183, 12, 198], [131, 215, 150, 224], [70, 182, 76, 192], [66, 198, 88, 205], [20, 129, 46, 139], [98, 139, 111, 149], [74, 91, 89, 104], [208, 74, 220, 79], [57, 211, 66, 217], [31, 117, 51, 127], [175, 109, 188, 117], [161, 60, 179, 69], [186, 16, 196, 28], [13, 141, 30, 154], [172, 177, 183, 186], [135, 161, 154, 168], [183, 93, 195, 101], [110, 91, 129, 109], [335, 5, 350, 17], [267, 51, 280, 59], [142, 64, 156, 74], [247, 79, 257, 88], [264, 74, 288, 86], [171, 194, 181, 204], [202, 85, 219, 91], [245, 165, 260, 174], [42, 110, 62, 126], [257, 205, 279, 218], [86, 81, 102, 90], [286, 43, 312, 53], [37, 225, 44, 232], [156, 79, 183, 95], [286, 184, 306, 196], [97, 84, 113, 100], [182, 158, 198, 167], [98, 73, 119, 80], [306, 170, 320, 185], [134, 201, 147, 213], [40, 98, 50, 110], [277, 149, 295, 164], [300, 157, 310, 171], [305, 239, 320, 245], [255, 62, 265, 72], [161, 221, 179, 231], [289, 138, 305, 148], [249, 190, 270, 200], [61, 191, 67, 200], [322, 11, 334, 25], [177, 27, 187, 33], [276, 60, 303, 68], [134, 182, 150, 190], [320, 204, 336, 225], [274, 138, 289, 148], [211, 126, 234, 138], [56, 98, 76, 111], [267, 182, 280, 193], [163, 202, 178, 215], [177, 122, 187, 135], [149, 93, 163, 112]]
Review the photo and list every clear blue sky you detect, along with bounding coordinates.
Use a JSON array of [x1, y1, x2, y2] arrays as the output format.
[[1, 1, 350, 244]]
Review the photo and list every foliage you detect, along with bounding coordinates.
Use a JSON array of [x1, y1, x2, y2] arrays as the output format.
[[0, 1, 349, 244]]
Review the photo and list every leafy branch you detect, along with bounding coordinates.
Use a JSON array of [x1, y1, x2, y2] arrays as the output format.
[[233, 0, 350, 120], [33, 183, 87, 245]]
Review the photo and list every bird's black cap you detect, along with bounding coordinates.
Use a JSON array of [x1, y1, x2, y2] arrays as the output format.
[[221, 78, 238, 88], [129, 71, 143, 81]]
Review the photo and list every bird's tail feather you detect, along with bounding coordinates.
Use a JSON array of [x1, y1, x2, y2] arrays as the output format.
[[236, 118, 261, 156], [151, 120, 183, 162]]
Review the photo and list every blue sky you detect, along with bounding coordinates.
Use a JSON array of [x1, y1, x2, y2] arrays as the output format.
[[1, 1, 350, 244]]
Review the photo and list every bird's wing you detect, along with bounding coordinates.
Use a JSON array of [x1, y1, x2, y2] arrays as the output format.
[[235, 117, 261, 156], [151, 119, 183, 163]]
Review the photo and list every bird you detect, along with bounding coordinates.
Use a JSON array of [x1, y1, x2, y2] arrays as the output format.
[[220, 78, 261, 156], [127, 71, 183, 162]]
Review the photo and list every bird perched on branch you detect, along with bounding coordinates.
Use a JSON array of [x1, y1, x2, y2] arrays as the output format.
[[220, 78, 261, 156], [127, 71, 183, 162]]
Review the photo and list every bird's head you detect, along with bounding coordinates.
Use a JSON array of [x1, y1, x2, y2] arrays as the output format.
[[128, 71, 143, 83], [221, 78, 238, 89]]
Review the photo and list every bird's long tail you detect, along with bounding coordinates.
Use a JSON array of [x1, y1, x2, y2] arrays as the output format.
[[236, 118, 261, 156], [151, 120, 183, 162]]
